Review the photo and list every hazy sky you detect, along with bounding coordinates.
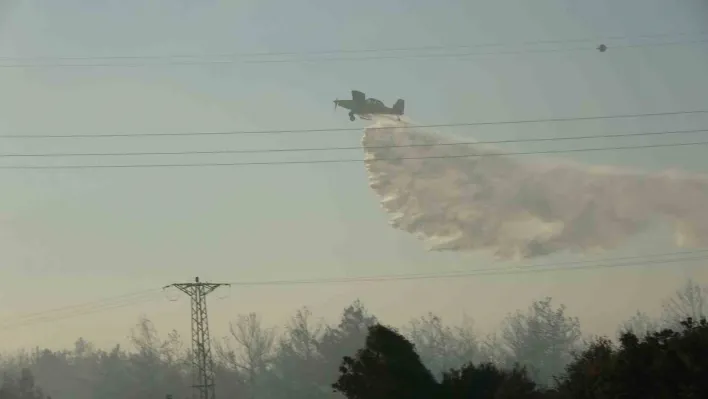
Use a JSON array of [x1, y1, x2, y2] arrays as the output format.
[[0, 0, 707, 351]]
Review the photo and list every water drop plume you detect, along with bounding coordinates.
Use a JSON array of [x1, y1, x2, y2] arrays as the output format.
[[362, 117, 708, 259]]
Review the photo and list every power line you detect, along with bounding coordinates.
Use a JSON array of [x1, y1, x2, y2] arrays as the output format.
[[1, 289, 158, 322], [0, 296, 161, 330], [0, 140, 706, 170], [223, 251, 708, 287], [1, 249, 705, 329], [1, 128, 706, 158], [3, 109, 708, 139], [0, 38, 705, 69], [0, 296, 161, 331], [2, 30, 704, 62], [0, 252, 700, 330], [0, 291, 161, 331]]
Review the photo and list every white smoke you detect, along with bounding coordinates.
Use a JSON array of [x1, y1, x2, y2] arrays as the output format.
[[362, 117, 708, 259]]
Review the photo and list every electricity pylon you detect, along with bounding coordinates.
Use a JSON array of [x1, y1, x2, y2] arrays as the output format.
[[165, 277, 230, 399]]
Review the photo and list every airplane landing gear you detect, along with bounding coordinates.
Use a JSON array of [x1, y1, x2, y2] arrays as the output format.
[[349, 112, 356, 121]]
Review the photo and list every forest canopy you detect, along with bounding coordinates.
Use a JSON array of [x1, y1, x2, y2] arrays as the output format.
[[0, 279, 706, 399]]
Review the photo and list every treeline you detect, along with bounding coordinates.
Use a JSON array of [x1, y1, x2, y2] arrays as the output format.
[[335, 317, 708, 399], [0, 279, 705, 399]]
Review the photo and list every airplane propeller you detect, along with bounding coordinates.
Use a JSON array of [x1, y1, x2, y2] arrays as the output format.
[[334, 99, 338, 111]]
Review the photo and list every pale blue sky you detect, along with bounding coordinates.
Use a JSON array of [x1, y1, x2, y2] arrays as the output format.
[[0, 0, 707, 350]]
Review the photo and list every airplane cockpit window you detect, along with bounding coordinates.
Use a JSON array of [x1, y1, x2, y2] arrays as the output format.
[[367, 98, 383, 105]]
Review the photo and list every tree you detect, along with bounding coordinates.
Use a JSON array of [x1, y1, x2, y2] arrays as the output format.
[[217, 312, 277, 399], [128, 317, 189, 399], [270, 307, 326, 399], [498, 297, 582, 386], [333, 324, 438, 399], [281, 307, 323, 362], [440, 362, 541, 399], [25, 348, 73, 399], [334, 324, 542, 399], [67, 337, 98, 399], [406, 313, 480, 378], [661, 278, 707, 328], [0, 368, 47, 399], [552, 337, 615, 398], [555, 317, 708, 399], [618, 310, 661, 339], [316, 300, 378, 394], [92, 345, 135, 399]]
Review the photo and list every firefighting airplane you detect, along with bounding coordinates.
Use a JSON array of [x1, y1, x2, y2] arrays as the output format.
[[334, 90, 405, 121]]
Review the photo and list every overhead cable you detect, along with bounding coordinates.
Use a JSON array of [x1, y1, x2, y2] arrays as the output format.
[[0, 38, 706, 68], [3, 109, 707, 139], [0, 128, 706, 158], [224, 251, 708, 286], [0, 140, 706, 170], [2, 30, 705, 62], [1, 249, 705, 328]]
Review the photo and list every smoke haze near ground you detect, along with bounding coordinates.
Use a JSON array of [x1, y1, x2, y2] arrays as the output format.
[[362, 117, 708, 259]]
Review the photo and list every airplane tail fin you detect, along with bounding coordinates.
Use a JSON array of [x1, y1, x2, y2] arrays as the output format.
[[392, 99, 405, 115]]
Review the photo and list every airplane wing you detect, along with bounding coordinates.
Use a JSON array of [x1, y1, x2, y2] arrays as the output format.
[[351, 90, 365, 103]]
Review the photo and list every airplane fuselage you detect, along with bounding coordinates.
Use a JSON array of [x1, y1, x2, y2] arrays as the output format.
[[334, 91, 405, 121], [333, 99, 397, 115]]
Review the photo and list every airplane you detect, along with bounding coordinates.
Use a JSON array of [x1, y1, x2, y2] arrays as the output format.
[[334, 90, 405, 121]]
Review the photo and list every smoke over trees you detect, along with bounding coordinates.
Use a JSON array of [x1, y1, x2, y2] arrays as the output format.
[[0, 278, 705, 399]]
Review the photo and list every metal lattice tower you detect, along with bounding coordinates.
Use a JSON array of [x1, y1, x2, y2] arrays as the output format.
[[165, 277, 230, 399]]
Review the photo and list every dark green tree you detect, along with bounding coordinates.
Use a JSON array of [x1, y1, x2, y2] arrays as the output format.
[[334, 323, 543, 399], [441, 362, 542, 399], [317, 300, 378, 394], [555, 317, 708, 399], [552, 337, 615, 399], [333, 324, 438, 399], [268, 301, 378, 399]]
